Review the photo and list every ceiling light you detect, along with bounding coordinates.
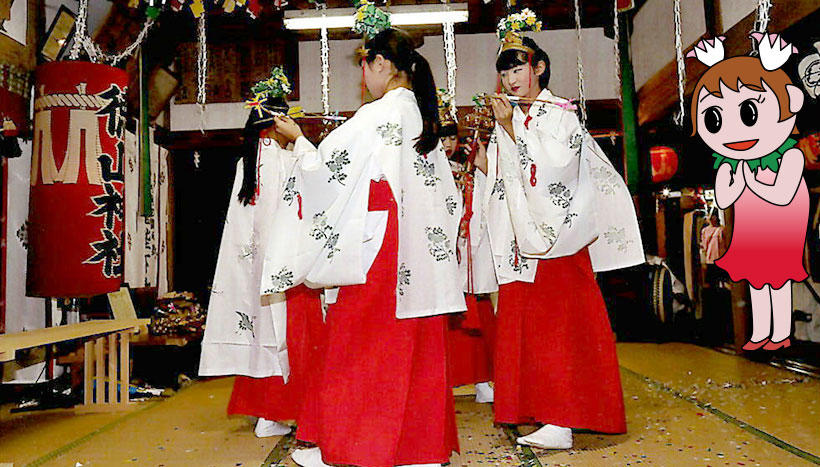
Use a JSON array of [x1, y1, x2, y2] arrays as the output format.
[[284, 4, 468, 31]]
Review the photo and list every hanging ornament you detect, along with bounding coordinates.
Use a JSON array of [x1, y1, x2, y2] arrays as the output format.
[[321, 21, 331, 115], [751, 0, 773, 54], [672, 0, 686, 126], [573, 0, 587, 127], [69, 0, 155, 66], [443, 20, 458, 122], [798, 42, 820, 99], [197, 12, 208, 134], [612, 0, 621, 102]]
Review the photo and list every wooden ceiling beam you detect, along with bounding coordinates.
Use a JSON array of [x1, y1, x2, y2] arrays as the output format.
[[636, 0, 820, 126]]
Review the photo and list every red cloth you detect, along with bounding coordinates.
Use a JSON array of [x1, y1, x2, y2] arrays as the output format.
[[227, 285, 324, 421], [296, 180, 459, 466], [494, 249, 626, 433], [716, 175, 809, 290], [447, 294, 495, 387]]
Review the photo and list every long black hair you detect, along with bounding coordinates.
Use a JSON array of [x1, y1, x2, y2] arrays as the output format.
[[237, 96, 288, 205], [495, 37, 551, 90], [364, 28, 440, 155]]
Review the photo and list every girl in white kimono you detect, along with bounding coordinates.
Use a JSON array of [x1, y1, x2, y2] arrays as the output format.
[[198, 93, 324, 438], [262, 28, 465, 467], [438, 103, 497, 404], [481, 32, 645, 449]]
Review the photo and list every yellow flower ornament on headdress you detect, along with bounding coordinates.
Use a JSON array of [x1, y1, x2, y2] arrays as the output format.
[[496, 9, 542, 55], [437, 89, 457, 127]]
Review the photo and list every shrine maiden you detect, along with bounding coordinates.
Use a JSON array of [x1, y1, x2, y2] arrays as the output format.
[[198, 80, 323, 438], [261, 28, 465, 467], [438, 93, 497, 403], [482, 27, 644, 449]]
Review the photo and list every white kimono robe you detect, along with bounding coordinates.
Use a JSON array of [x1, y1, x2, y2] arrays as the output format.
[[261, 87, 466, 319], [458, 170, 499, 294], [484, 89, 645, 284], [199, 140, 296, 379]]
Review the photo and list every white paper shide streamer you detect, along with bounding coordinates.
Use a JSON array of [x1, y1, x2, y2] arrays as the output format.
[[197, 13, 208, 133], [573, 0, 587, 126], [612, 0, 621, 101], [443, 20, 458, 121], [751, 0, 773, 54], [69, 0, 154, 66], [673, 0, 686, 126], [320, 24, 330, 115]]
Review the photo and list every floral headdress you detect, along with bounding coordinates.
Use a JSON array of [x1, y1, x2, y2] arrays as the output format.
[[353, 0, 391, 40], [244, 67, 293, 118], [496, 9, 542, 56]]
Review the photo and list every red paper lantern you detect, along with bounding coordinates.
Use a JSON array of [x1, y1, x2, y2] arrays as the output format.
[[26, 62, 127, 298], [650, 146, 679, 183]]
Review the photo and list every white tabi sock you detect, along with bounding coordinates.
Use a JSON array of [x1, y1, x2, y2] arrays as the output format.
[[254, 418, 292, 437], [474, 382, 494, 403], [291, 447, 331, 467], [516, 424, 573, 449]]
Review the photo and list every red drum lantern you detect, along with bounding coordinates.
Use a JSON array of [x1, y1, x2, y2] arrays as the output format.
[[650, 145, 679, 183], [26, 62, 127, 297]]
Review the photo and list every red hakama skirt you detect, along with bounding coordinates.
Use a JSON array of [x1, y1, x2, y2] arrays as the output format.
[[447, 294, 495, 387], [296, 180, 459, 467], [227, 285, 324, 421], [494, 249, 626, 433]]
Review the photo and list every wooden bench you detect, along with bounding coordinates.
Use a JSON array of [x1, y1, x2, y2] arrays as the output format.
[[0, 319, 148, 411]]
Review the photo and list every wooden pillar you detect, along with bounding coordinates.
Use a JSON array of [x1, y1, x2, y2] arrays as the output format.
[[619, 15, 640, 195]]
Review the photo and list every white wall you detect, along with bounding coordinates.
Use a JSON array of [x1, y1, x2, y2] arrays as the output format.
[[632, 0, 706, 89], [171, 28, 618, 131], [719, 0, 756, 33]]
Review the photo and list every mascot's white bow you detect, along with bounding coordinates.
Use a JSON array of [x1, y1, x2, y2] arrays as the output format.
[[686, 33, 798, 71]]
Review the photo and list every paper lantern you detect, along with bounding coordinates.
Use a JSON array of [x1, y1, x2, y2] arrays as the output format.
[[650, 146, 678, 183], [26, 62, 127, 298]]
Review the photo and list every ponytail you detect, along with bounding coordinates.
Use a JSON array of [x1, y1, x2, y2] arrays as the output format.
[[236, 116, 260, 206], [409, 51, 440, 154], [365, 28, 441, 155]]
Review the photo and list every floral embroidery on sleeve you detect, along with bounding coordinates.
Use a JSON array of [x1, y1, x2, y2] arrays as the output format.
[[492, 178, 506, 200], [569, 132, 584, 156], [509, 240, 530, 273], [376, 122, 403, 146], [537, 223, 558, 246], [282, 176, 298, 205], [548, 182, 572, 208], [590, 167, 618, 196], [516, 136, 534, 168], [310, 211, 341, 259], [603, 226, 633, 252], [235, 311, 255, 338], [426, 226, 454, 261], [414, 154, 440, 187], [563, 212, 578, 228], [445, 195, 458, 216], [265, 267, 294, 293], [397, 263, 411, 296], [326, 149, 350, 185]]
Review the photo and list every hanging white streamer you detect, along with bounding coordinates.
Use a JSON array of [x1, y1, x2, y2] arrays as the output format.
[[574, 0, 587, 126], [320, 24, 330, 115], [673, 0, 686, 126], [197, 13, 208, 134], [69, 0, 154, 65], [751, 0, 772, 54], [443, 20, 458, 121], [613, 0, 621, 102]]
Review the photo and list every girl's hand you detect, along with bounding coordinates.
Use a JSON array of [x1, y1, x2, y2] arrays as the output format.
[[472, 130, 488, 174], [274, 115, 304, 143], [714, 163, 744, 209], [490, 94, 513, 124]]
